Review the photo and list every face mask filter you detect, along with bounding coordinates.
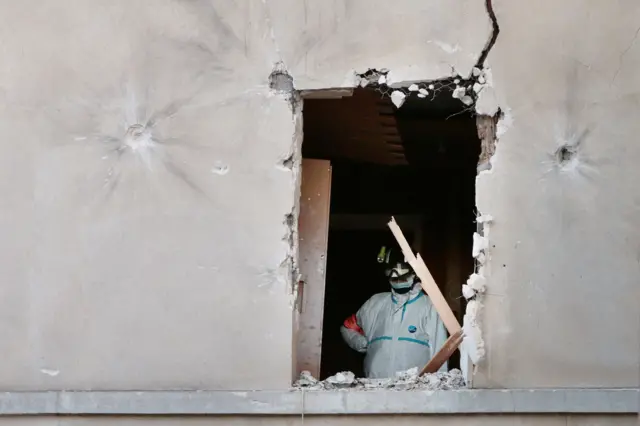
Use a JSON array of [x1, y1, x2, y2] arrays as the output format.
[[392, 283, 415, 294]]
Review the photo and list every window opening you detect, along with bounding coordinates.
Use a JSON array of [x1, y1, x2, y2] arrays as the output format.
[[296, 84, 480, 388]]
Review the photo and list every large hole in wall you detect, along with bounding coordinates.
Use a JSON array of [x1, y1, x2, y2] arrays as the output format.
[[295, 79, 482, 382]]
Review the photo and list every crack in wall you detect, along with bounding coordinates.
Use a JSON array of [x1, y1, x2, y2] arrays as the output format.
[[352, 0, 502, 116], [611, 24, 640, 84], [475, 0, 500, 69]]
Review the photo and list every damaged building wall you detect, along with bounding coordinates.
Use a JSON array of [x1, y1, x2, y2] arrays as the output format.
[[0, 0, 300, 390], [266, 0, 490, 89], [0, 0, 490, 391], [0, 0, 637, 395], [473, 0, 640, 387]]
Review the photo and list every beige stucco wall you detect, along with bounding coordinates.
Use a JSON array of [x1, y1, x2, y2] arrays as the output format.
[[0, 0, 296, 390], [0, 0, 637, 393], [474, 0, 640, 388], [0, 0, 488, 391]]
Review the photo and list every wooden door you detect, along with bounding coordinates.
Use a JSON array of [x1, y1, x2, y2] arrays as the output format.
[[296, 159, 332, 378]]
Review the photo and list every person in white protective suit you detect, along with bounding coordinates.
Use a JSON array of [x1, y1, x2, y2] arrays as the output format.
[[340, 245, 448, 378]]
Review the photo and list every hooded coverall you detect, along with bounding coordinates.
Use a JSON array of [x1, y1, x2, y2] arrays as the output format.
[[341, 285, 447, 378]]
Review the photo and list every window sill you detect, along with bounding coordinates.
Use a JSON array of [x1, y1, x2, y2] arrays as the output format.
[[0, 388, 637, 415]]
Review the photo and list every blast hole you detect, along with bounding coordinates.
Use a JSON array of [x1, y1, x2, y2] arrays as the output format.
[[556, 145, 577, 165], [295, 84, 480, 381]]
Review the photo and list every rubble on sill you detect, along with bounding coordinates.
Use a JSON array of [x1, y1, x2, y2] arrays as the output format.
[[293, 367, 466, 391]]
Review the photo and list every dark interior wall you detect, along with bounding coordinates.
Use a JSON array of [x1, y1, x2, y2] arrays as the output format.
[[391, 110, 480, 323], [329, 162, 460, 214], [328, 161, 458, 291]]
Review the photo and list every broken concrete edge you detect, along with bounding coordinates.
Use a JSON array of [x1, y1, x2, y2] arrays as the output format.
[[292, 76, 503, 384], [285, 98, 304, 308], [352, 69, 486, 110], [0, 389, 636, 415]]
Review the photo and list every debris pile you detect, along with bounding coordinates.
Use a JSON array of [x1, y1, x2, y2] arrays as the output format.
[[293, 367, 466, 391]]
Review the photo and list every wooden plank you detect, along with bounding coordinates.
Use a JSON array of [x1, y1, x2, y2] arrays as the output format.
[[387, 217, 417, 261], [420, 330, 464, 375], [387, 217, 462, 335], [296, 159, 332, 378]]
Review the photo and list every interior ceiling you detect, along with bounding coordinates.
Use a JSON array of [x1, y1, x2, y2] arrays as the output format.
[[302, 87, 480, 169], [303, 89, 406, 165]]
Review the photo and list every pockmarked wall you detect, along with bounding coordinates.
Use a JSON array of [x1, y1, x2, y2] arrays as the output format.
[[0, 0, 489, 391], [0, 0, 637, 392], [474, 0, 640, 388], [0, 0, 299, 390]]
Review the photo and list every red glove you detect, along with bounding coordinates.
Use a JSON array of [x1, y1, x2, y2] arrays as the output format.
[[343, 314, 364, 335]]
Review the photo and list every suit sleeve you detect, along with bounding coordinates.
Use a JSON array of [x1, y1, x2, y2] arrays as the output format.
[[340, 325, 368, 353], [340, 296, 375, 354]]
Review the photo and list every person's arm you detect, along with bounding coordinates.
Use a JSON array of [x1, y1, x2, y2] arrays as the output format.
[[340, 313, 368, 353], [341, 296, 376, 353]]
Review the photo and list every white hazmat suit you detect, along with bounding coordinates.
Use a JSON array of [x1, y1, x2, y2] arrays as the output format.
[[341, 281, 448, 378]]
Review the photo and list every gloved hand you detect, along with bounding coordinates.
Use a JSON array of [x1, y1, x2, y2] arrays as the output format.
[[341, 314, 367, 353], [343, 314, 364, 335]]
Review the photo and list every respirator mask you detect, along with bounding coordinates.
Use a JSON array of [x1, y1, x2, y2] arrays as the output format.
[[377, 246, 417, 294]]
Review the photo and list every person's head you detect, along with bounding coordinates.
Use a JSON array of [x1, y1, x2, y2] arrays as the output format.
[[377, 246, 418, 294]]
